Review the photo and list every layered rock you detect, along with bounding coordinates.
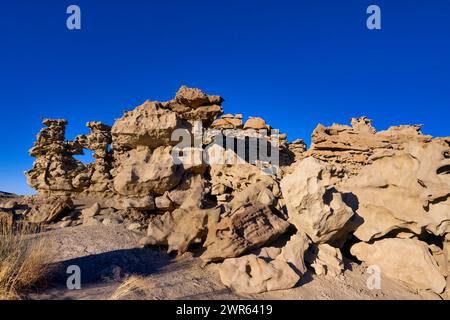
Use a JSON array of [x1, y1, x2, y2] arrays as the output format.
[[306, 117, 433, 175], [211, 114, 243, 129], [75, 122, 113, 193], [201, 204, 290, 263], [161, 86, 224, 127], [26, 119, 85, 194]]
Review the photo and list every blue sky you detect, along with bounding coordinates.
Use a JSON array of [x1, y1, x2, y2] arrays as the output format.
[[0, 0, 449, 195]]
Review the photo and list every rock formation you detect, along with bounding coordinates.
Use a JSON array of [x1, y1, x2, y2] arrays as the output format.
[[21, 86, 450, 297]]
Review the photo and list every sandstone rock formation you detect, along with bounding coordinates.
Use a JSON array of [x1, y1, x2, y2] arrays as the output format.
[[23, 86, 450, 298], [219, 254, 300, 294], [280, 157, 355, 245], [306, 117, 433, 175], [201, 204, 290, 263], [351, 239, 447, 294]]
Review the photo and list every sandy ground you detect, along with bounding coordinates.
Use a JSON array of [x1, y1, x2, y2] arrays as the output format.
[[27, 224, 421, 300]]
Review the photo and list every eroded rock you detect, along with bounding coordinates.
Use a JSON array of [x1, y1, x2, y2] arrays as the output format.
[[219, 254, 300, 294], [280, 157, 355, 244], [351, 238, 447, 294], [201, 204, 290, 263]]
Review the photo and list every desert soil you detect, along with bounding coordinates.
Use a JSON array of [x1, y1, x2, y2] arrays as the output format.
[[28, 224, 421, 300]]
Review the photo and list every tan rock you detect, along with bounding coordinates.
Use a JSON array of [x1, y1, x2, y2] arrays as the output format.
[[219, 255, 300, 294], [306, 243, 344, 276], [175, 86, 210, 108], [210, 163, 279, 198], [344, 141, 450, 241], [120, 195, 155, 210], [82, 203, 101, 218], [26, 119, 85, 194], [429, 244, 448, 277], [201, 204, 290, 263], [25, 196, 73, 223], [211, 115, 243, 129], [254, 247, 282, 260], [141, 207, 220, 254], [113, 146, 183, 196], [244, 117, 267, 130], [351, 238, 447, 294], [155, 192, 174, 211], [280, 157, 355, 244], [111, 101, 185, 149], [276, 232, 311, 274], [306, 117, 433, 175]]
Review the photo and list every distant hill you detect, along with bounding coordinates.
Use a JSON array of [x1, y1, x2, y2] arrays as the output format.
[[0, 191, 17, 198]]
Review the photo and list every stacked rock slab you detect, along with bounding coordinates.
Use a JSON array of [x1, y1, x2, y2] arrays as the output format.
[[306, 116, 433, 175], [26, 119, 85, 194]]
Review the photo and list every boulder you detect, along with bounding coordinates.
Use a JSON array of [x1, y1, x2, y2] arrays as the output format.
[[82, 203, 101, 221], [113, 146, 183, 196], [164, 86, 224, 126], [280, 157, 355, 244], [219, 254, 300, 294], [201, 204, 290, 263], [211, 114, 243, 129], [306, 243, 344, 276], [351, 238, 447, 294], [25, 195, 73, 223], [111, 101, 186, 149], [276, 232, 311, 274], [244, 117, 267, 130], [141, 207, 220, 254]]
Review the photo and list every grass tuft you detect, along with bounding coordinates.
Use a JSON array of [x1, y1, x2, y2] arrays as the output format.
[[0, 220, 54, 300]]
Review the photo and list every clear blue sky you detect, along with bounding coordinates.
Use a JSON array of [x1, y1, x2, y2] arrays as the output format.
[[0, 0, 449, 195]]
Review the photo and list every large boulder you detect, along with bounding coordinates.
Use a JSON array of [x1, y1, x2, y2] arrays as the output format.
[[219, 254, 300, 294], [111, 101, 186, 149], [113, 146, 183, 196], [351, 238, 447, 294], [23, 195, 73, 223], [201, 204, 290, 263], [162, 86, 224, 126], [141, 207, 220, 254], [280, 157, 355, 244]]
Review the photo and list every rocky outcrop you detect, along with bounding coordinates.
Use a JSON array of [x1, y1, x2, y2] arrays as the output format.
[[306, 117, 433, 175], [24, 87, 450, 298], [26, 119, 85, 194]]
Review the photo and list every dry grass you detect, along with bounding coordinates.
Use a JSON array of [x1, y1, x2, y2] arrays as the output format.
[[109, 275, 149, 300], [0, 220, 54, 300]]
